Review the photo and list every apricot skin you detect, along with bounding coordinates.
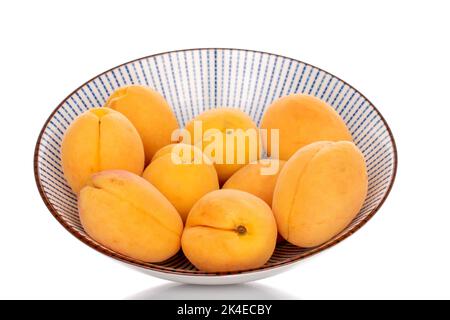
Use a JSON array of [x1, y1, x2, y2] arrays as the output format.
[[142, 144, 219, 222], [223, 159, 287, 243], [222, 159, 286, 206], [61, 107, 144, 193], [261, 94, 352, 160], [184, 108, 260, 184], [104, 85, 179, 164], [181, 189, 277, 273], [78, 170, 183, 262], [272, 141, 368, 248]]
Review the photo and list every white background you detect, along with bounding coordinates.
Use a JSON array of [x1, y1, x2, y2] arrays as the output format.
[[1, 0, 449, 300]]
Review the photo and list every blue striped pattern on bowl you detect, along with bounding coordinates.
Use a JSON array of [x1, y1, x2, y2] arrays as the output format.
[[34, 49, 397, 276]]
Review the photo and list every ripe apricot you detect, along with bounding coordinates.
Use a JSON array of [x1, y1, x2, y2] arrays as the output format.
[[184, 108, 260, 184], [181, 189, 277, 272], [78, 170, 183, 262], [272, 141, 368, 247], [222, 159, 286, 206], [261, 94, 352, 160], [105, 85, 179, 164], [142, 144, 219, 222], [61, 107, 144, 193]]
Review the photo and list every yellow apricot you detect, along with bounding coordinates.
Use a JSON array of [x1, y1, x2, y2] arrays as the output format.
[[150, 142, 212, 163], [272, 141, 368, 247], [104, 85, 179, 164], [261, 94, 352, 160], [78, 170, 183, 262], [222, 159, 286, 206], [223, 159, 287, 243], [184, 108, 260, 184], [142, 144, 219, 222], [181, 189, 277, 272], [61, 107, 144, 193]]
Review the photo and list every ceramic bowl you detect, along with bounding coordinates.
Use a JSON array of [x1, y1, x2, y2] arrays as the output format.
[[34, 48, 397, 285]]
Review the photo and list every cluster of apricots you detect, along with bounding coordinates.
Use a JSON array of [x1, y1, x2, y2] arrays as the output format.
[[61, 85, 368, 273]]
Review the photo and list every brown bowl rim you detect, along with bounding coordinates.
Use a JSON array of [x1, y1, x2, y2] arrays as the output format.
[[33, 48, 398, 277]]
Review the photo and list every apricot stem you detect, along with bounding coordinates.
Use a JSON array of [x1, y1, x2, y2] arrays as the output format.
[[236, 225, 247, 235]]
